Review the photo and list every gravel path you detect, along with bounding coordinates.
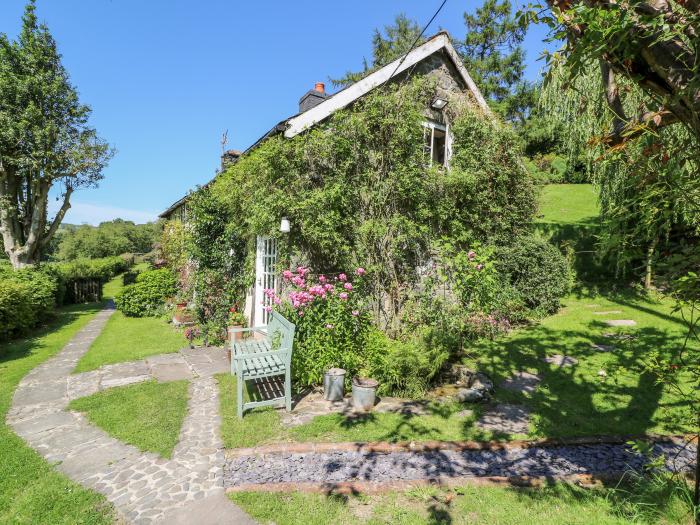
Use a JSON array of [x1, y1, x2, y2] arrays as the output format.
[[225, 441, 696, 488], [7, 304, 255, 525]]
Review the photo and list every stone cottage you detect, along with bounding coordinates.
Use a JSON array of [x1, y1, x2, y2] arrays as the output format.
[[160, 31, 490, 326]]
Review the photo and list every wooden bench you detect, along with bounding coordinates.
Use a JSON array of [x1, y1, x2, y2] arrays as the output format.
[[230, 311, 295, 418]]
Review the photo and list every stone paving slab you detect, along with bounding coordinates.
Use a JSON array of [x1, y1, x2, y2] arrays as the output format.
[[151, 363, 193, 382], [477, 404, 531, 435], [500, 372, 541, 395], [605, 319, 637, 327], [7, 305, 255, 524], [543, 354, 578, 367]]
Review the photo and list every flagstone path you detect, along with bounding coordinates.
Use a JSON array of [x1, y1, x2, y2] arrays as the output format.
[[7, 304, 255, 525]]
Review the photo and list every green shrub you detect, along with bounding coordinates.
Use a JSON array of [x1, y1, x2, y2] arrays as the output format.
[[363, 328, 450, 398], [0, 280, 36, 340], [115, 269, 176, 317], [496, 236, 572, 314], [0, 266, 59, 341]]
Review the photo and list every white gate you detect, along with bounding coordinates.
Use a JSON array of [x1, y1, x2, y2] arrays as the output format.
[[254, 236, 278, 326]]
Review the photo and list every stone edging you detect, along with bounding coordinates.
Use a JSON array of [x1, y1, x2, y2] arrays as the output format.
[[225, 472, 629, 494], [225, 433, 696, 459]]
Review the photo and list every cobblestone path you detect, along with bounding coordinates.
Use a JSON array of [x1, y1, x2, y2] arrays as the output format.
[[7, 304, 255, 524]]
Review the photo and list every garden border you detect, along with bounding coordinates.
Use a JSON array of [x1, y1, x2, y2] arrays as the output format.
[[224, 433, 696, 458]]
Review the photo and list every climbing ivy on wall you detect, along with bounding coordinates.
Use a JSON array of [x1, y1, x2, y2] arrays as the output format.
[[183, 76, 536, 332]]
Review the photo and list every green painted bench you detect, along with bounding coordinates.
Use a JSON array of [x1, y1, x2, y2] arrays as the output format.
[[230, 311, 295, 418]]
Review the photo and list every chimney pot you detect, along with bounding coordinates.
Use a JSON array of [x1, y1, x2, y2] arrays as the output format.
[[314, 82, 325, 94]]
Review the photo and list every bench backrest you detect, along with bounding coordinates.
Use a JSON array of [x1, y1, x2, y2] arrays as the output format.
[[267, 311, 295, 360]]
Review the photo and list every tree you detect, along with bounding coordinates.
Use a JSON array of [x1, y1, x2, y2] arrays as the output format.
[[459, 0, 533, 122], [0, 1, 113, 268], [331, 14, 423, 88], [528, 0, 700, 146], [55, 219, 161, 260]]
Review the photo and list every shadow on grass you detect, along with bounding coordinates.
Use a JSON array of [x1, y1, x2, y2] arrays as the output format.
[[0, 302, 104, 363]]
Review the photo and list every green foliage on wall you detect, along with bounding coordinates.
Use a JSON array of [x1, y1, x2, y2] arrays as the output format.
[[189, 77, 536, 333]]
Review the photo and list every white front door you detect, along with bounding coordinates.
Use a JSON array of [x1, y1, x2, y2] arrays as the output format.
[[254, 236, 278, 326]]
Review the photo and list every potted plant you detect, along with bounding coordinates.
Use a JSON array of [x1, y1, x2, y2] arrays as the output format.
[[351, 376, 379, 411], [226, 307, 247, 362], [184, 326, 201, 349], [173, 300, 194, 325]]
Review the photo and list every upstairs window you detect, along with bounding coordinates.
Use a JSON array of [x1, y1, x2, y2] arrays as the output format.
[[423, 121, 450, 167]]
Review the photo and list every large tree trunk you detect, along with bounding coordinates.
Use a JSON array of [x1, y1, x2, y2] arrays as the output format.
[[0, 166, 73, 269]]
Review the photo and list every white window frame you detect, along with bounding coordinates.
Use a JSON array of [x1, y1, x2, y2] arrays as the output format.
[[422, 120, 452, 168], [254, 236, 278, 326]]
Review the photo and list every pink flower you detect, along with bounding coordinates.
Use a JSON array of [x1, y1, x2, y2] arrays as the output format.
[[325, 324, 334, 329], [339, 292, 348, 300], [476, 264, 483, 270], [296, 266, 309, 276], [319, 275, 326, 283], [343, 282, 353, 291], [282, 270, 293, 280], [273, 296, 282, 305], [323, 283, 334, 292], [263, 306, 272, 313], [291, 276, 305, 287], [352, 310, 359, 317], [338, 273, 347, 281], [355, 267, 366, 276], [468, 251, 476, 260]]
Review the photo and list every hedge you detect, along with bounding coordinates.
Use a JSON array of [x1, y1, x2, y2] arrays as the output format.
[[115, 269, 177, 317]]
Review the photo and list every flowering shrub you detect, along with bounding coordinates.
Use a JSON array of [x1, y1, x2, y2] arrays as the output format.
[[267, 267, 372, 387]]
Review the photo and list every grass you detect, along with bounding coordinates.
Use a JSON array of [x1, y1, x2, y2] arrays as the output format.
[[0, 302, 114, 524], [466, 288, 696, 438], [102, 262, 150, 300], [69, 380, 189, 458], [74, 311, 184, 372], [230, 479, 693, 525], [74, 267, 184, 372], [536, 183, 600, 226], [218, 374, 508, 449]]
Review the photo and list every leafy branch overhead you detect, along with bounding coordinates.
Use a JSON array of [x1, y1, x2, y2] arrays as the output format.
[[0, 1, 113, 268], [525, 0, 700, 145]]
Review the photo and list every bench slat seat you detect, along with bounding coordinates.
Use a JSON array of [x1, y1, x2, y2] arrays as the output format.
[[230, 311, 296, 418]]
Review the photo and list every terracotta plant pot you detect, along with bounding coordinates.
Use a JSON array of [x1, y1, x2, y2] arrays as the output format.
[[227, 324, 244, 343]]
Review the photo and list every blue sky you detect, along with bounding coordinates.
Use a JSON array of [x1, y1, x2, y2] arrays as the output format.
[[1, 1, 555, 225]]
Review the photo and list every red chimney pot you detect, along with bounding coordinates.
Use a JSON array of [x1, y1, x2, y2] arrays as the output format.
[[314, 82, 325, 94]]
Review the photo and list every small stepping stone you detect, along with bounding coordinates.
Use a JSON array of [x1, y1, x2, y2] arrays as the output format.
[[603, 332, 635, 340], [593, 310, 622, 315], [476, 404, 530, 435], [543, 354, 578, 367], [591, 343, 616, 352], [500, 372, 541, 395], [605, 320, 637, 327]]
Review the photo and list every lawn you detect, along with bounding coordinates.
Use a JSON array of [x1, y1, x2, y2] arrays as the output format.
[[218, 374, 499, 449], [230, 480, 692, 525], [69, 380, 189, 458], [0, 303, 114, 524], [536, 183, 599, 226], [73, 311, 184, 372], [468, 288, 695, 438]]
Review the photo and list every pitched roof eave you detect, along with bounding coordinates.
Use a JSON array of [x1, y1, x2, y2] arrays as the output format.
[[283, 31, 490, 138]]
